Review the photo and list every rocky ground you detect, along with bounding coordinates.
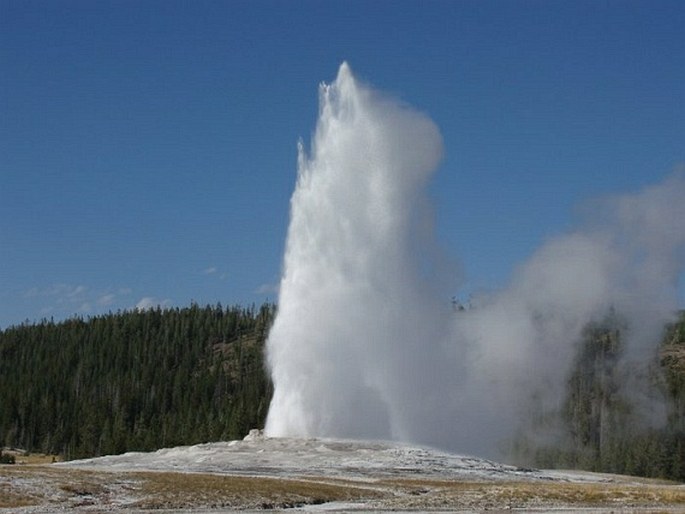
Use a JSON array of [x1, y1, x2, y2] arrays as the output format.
[[1, 432, 683, 512]]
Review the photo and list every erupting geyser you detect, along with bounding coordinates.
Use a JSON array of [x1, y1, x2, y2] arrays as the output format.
[[265, 62, 685, 457], [264, 62, 455, 443]]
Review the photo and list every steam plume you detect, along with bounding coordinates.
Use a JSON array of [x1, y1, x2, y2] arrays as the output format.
[[265, 63, 685, 457]]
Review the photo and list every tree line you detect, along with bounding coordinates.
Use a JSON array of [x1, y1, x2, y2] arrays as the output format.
[[0, 303, 274, 460]]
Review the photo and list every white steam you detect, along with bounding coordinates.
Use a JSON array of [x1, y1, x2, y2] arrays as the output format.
[[265, 62, 685, 457]]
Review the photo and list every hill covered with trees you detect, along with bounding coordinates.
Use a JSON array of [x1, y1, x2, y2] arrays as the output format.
[[0, 304, 683, 480], [0, 303, 274, 460]]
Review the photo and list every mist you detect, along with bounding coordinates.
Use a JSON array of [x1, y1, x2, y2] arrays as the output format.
[[265, 63, 685, 458]]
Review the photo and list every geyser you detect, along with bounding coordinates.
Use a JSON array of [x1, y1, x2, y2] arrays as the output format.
[[265, 63, 685, 457], [265, 62, 454, 443]]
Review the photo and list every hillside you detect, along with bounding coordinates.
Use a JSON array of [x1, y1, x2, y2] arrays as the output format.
[[0, 303, 274, 459]]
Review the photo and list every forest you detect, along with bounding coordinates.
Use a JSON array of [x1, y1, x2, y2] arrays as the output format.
[[0, 303, 683, 480], [0, 303, 274, 460]]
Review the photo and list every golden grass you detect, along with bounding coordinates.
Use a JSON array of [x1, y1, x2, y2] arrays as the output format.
[[0, 466, 52, 508], [381, 478, 685, 509], [0, 487, 37, 509], [16, 453, 62, 465], [1, 464, 683, 511], [1, 449, 62, 465], [0, 465, 139, 509], [131, 471, 383, 510]]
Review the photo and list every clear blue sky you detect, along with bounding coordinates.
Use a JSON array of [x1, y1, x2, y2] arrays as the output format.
[[1, 0, 683, 328]]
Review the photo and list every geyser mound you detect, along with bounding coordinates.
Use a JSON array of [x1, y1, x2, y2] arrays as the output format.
[[265, 63, 685, 458]]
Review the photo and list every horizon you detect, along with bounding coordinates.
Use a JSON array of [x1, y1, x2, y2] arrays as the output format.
[[2, 1, 684, 329]]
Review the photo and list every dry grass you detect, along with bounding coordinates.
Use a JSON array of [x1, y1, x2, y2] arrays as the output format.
[[0, 466, 48, 508], [131, 471, 383, 510], [379, 478, 685, 510], [1, 449, 62, 465], [0, 465, 142, 510], [16, 453, 62, 465], [483, 481, 685, 508], [1, 464, 683, 512], [0, 465, 382, 511], [0, 487, 37, 509]]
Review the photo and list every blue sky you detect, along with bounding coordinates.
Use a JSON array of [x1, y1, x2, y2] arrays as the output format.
[[1, 0, 683, 328]]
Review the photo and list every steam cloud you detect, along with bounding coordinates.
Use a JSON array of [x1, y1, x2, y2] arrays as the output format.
[[265, 63, 685, 457]]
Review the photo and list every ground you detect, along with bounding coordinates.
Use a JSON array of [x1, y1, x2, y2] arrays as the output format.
[[1, 434, 683, 512]]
